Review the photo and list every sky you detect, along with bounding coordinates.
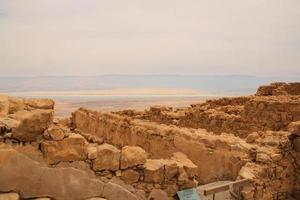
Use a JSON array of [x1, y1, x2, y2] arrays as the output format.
[[0, 0, 300, 77]]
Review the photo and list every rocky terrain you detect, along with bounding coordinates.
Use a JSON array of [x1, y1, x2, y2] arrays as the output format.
[[0, 82, 299, 200]]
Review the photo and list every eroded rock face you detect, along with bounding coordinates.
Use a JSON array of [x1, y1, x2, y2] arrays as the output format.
[[121, 146, 147, 169], [41, 134, 87, 164], [11, 109, 53, 142], [92, 144, 121, 171], [0, 193, 20, 200], [0, 149, 104, 200]]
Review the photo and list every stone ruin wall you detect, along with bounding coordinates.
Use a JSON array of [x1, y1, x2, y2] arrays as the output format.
[[0, 82, 300, 200], [72, 108, 248, 183]]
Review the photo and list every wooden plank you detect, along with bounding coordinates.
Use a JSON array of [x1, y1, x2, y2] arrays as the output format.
[[204, 184, 230, 196], [232, 179, 251, 187], [203, 179, 250, 196]]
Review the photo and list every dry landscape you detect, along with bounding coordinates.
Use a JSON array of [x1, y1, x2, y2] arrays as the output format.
[[0, 82, 300, 200]]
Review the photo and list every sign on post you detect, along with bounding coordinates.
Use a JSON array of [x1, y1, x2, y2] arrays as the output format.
[[177, 188, 201, 200]]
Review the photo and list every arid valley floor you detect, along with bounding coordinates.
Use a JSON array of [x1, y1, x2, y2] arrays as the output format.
[[0, 82, 300, 200]]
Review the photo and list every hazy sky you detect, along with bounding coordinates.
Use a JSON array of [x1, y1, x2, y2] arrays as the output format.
[[0, 0, 300, 76]]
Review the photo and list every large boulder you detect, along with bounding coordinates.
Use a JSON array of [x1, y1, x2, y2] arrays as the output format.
[[41, 134, 87, 164], [10, 109, 53, 142], [92, 144, 121, 171], [121, 146, 147, 169], [0, 149, 104, 200]]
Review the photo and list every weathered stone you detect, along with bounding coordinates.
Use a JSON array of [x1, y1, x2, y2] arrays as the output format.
[[87, 144, 98, 160], [45, 125, 65, 141], [246, 132, 259, 143], [0, 149, 104, 200], [41, 134, 87, 164], [92, 144, 120, 171], [121, 146, 147, 169], [10, 109, 53, 142], [147, 189, 169, 200], [102, 182, 138, 200], [143, 159, 164, 184], [171, 152, 197, 177], [121, 169, 140, 184], [25, 98, 54, 110], [0, 193, 20, 200]]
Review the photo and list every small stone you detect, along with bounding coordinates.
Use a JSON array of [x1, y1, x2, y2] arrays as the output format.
[[121, 169, 140, 184], [115, 170, 122, 177], [46, 125, 65, 141]]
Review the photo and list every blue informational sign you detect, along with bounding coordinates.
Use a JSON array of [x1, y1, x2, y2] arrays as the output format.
[[177, 188, 201, 200]]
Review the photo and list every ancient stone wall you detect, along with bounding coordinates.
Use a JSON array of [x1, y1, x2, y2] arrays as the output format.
[[72, 108, 249, 184]]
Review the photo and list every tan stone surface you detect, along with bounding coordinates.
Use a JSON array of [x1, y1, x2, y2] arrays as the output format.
[[121, 146, 147, 169], [121, 169, 140, 184], [0, 149, 104, 200], [11, 109, 53, 141], [143, 159, 164, 184], [41, 134, 87, 164], [102, 182, 138, 200], [92, 143, 120, 171]]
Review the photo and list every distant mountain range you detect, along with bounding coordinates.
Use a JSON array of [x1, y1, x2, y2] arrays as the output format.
[[0, 75, 299, 95]]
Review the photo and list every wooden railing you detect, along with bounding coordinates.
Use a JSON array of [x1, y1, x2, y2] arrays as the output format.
[[203, 179, 251, 200]]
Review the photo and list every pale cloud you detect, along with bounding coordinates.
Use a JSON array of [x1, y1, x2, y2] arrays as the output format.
[[0, 0, 300, 76]]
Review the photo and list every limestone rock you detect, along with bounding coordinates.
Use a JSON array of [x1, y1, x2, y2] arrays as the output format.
[[0, 149, 104, 200], [147, 189, 169, 200], [92, 144, 120, 171], [143, 159, 164, 184], [121, 146, 147, 169], [41, 134, 87, 164], [121, 169, 140, 184], [171, 152, 197, 177], [10, 109, 53, 142], [45, 125, 65, 141], [0, 193, 20, 200], [288, 121, 300, 136], [102, 182, 138, 200]]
